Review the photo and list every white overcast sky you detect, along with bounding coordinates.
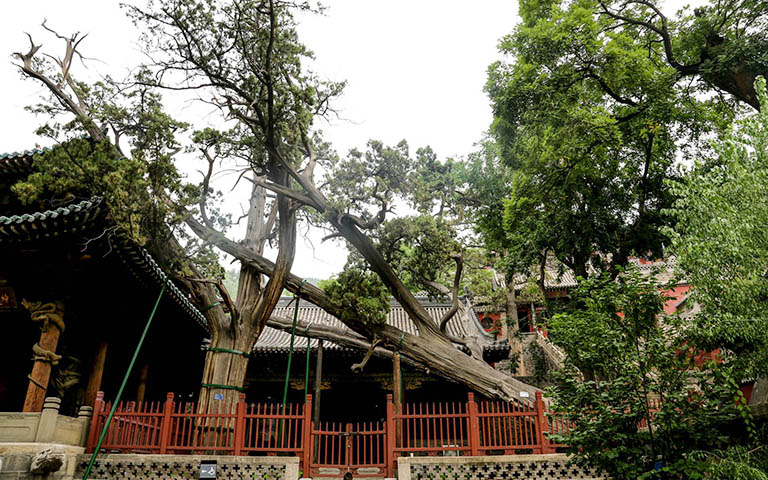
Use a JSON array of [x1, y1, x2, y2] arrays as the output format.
[[0, 0, 521, 279]]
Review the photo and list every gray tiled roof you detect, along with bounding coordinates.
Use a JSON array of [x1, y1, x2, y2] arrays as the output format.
[[0, 197, 106, 242], [0, 194, 208, 330], [114, 241, 208, 330], [0, 148, 46, 176], [493, 257, 677, 292], [255, 299, 508, 356]]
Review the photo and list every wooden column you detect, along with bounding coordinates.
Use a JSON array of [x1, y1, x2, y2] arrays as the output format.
[[136, 362, 149, 404], [393, 352, 403, 440], [84, 340, 108, 407], [393, 352, 403, 412], [22, 301, 65, 413], [312, 340, 324, 425]]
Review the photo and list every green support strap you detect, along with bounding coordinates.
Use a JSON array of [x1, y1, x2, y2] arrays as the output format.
[[82, 278, 167, 480], [206, 347, 251, 358], [202, 301, 221, 312], [201, 383, 246, 392]]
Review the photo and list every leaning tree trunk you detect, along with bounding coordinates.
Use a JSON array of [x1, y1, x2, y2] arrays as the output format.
[[186, 215, 540, 403]]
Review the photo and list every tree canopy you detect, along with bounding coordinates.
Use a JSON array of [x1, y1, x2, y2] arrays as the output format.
[[485, 0, 766, 279], [669, 77, 768, 380]]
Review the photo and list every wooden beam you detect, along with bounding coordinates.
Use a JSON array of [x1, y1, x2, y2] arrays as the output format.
[[84, 340, 108, 407], [22, 301, 65, 413]]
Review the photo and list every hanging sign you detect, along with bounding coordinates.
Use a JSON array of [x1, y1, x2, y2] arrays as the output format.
[[200, 460, 217, 479], [213, 393, 224, 401]]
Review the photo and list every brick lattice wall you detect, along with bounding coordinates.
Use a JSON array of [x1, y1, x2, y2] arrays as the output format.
[[401, 455, 608, 480], [74, 454, 295, 480]]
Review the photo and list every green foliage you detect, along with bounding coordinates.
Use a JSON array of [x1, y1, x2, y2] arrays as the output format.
[[694, 446, 768, 480], [454, 140, 518, 259], [548, 267, 749, 480], [128, 0, 345, 171], [13, 134, 187, 247], [324, 266, 390, 327], [11, 62, 198, 255], [375, 216, 460, 293], [322, 140, 462, 225], [668, 77, 768, 379], [486, 0, 738, 278], [323, 140, 414, 221]]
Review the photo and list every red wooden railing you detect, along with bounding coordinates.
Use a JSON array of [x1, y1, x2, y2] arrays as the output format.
[[87, 392, 313, 469], [384, 392, 564, 474], [88, 390, 660, 477]]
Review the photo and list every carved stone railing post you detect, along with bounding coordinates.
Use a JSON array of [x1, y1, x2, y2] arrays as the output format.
[[34, 397, 61, 442], [22, 300, 65, 412], [78, 405, 94, 447]]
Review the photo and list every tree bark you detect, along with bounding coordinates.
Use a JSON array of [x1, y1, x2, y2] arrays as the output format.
[[266, 313, 539, 403], [197, 179, 291, 412], [190, 212, 540, 403], [505, 267, 523, 375]]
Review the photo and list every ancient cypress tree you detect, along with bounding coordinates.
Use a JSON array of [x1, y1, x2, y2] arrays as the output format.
[[14, 0, 537, 406]]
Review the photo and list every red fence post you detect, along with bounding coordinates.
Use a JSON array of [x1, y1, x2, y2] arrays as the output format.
[[158, 392, 174, 454], [302, 394, 313, 474], [86, 391, 105, 452], [467, 392, 480, 456], [386, 393, 395, 477], [234, 393, 247, 456], [533, 392, 551, 454]]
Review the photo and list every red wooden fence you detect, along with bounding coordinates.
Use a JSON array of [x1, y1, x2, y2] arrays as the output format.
[[87, 392, 313, 470], [86, 391, 589, 477]]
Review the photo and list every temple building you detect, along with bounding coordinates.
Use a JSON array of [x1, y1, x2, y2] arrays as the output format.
[[0, 147, 208, 415]]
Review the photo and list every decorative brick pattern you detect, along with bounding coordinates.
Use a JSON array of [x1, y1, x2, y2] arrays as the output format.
[[408, 458, 607, 480], [74, 455, 289, 480]]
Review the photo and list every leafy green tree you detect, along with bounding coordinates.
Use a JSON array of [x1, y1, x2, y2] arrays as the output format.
[[486, 0, 758, 279], [668, 77, 768, 380], [548, 267, 751, 480], [454, 139, 535, 368]]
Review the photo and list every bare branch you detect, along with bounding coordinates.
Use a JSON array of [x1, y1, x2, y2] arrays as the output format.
[[321, 232, 344, 242], [249, 178, 320, 209], [14, 29, 110, 144], [439, 255, 463, 334], [597, 0, 700, 75], [198, 148, 217, 229], [351, 337, 384, 372]]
